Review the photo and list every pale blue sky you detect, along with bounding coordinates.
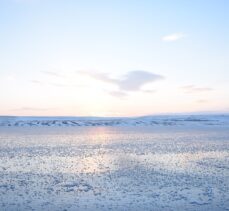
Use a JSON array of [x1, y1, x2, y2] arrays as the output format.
[[0, 0, 229, 116]]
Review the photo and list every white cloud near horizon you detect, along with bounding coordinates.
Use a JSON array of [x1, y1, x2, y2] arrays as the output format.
[[181, 85, 213, 93], [162, 33, 186, 42], [10, 107, 53, 111]]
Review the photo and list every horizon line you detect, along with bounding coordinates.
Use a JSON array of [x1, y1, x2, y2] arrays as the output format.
[[1, 112, 229, 119]]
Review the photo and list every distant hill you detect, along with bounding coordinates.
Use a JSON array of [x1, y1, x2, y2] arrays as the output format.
[[0, 115, 229, 127]]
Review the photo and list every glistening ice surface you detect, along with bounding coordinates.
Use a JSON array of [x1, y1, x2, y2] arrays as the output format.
[[0, 126, 229, 211]]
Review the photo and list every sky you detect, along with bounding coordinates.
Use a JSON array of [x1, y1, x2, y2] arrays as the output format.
[[0, 0, 229, 117]]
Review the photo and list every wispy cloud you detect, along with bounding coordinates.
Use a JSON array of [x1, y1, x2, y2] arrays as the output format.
[[31, 80, 44, 85], [30, 74, 84, 88], [181, 85, 213, 93], [32, 70, 163, 98], [10, 107, 53, 111], [81, 70, 164, 97], [81, 72, 116, 84], [162, 33, 186, 42], [108, 91, 128, 98], [41, 71, 66, 78], [30, 80, 68, 87], [196, 99, 208, 103], [141, 89, 156, 94]]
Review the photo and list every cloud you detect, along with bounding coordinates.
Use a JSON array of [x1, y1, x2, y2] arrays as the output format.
[[10, 107, 53, 111], [31, 80, 44, 85], [108, 91, 128, 98], [30, 79, 84, 88], [196, 99, 208, 103], [81, 70, 164, 96], [141, 89, 156, 94], [162, 33, 186, 42], [181, 85, 213, 93], [117, 71, 163, 91], [81, 71, 117, 84], [30, 80, 67, 87], [41, 71, 66, 78]]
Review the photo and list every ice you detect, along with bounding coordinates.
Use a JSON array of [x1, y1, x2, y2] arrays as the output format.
[[0, 119, 229, 210]]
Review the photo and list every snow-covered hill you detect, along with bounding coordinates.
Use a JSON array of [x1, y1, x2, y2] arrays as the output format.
[[0, 115, 229, 127]]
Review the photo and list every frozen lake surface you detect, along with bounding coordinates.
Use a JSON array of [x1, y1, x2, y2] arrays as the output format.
[[0, 124, 229, 210]]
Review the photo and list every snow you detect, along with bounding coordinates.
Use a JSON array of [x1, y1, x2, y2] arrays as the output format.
[[0, 115, 229, 127], [0, 115, 229, 210]]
